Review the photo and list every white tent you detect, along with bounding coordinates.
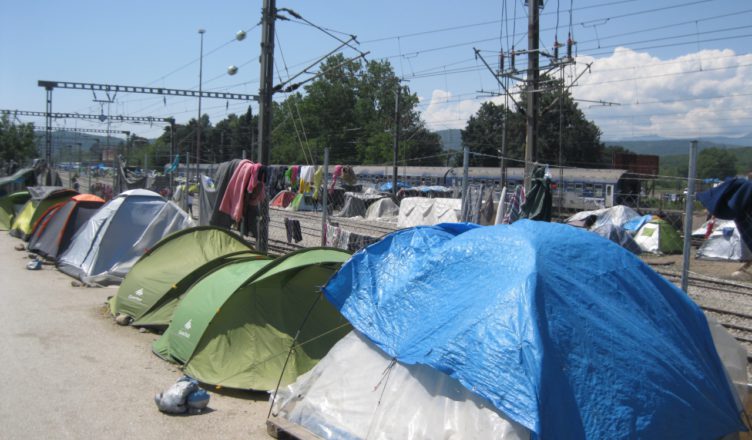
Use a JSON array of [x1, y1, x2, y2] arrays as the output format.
[[365, 197, 399, 220], [272, 327, 747, 440], [272, 331, 530, 440], [697, 220, 751, 261], [565, 205, 640, 229], [397, 197, 461, 228], [58, 189, 194, 285]]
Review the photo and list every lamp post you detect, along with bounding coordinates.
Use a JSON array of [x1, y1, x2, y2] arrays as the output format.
[[196, 28, 205, 185]]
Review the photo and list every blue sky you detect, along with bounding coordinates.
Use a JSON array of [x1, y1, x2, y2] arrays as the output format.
[[2, 0, 751, 142]]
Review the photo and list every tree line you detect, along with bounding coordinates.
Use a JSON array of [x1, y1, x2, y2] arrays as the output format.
[[3, 54, 742, 181]]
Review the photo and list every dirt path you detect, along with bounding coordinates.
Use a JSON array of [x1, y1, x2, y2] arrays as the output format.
[[0, 233, 269, 439]]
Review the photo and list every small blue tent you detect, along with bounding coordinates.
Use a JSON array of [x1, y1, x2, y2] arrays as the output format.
[[324, 220, 743, 439]]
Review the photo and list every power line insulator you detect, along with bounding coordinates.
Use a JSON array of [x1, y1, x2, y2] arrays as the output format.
[[554, 36, 559, 60]]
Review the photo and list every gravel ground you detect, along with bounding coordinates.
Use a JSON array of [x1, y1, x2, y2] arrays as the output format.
[[0, 232, 269, 439]]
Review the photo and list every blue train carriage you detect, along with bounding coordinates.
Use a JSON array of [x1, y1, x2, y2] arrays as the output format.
[[351, 165, 640, 211]]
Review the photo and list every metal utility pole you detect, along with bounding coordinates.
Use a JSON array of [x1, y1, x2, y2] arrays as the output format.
[[392, 85, 401, 197], [681, 140, 699, 292], [44, 84, 53, 163], [321, 148, 329, 246], [256, 0, 276, 253], [196, 28, 206, 185], [170, 122, 175, 198], [524, 0, 540, 191], [461, 146, 469, 220]]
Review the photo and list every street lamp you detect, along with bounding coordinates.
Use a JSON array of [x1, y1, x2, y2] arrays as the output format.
[[196, 28, 205, 187], [227, 30, 246, 76]]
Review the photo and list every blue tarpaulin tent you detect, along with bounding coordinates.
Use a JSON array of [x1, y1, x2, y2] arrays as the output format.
[[324, 221, 743, 439]]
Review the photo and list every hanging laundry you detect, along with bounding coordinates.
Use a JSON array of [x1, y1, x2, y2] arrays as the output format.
[[503, 185, 526, 224], [330, 165, 343, 190], [312, 166, 323, 200], [219, 159, 265, 222], [341, 166, 357, 185], [246, 163, 266, 206], [299, 165, 315, 194], [209, 159, 242, 228], [284, 218, 303, 243], [346, 232, 378, 252], [290, 165, 300, 192]]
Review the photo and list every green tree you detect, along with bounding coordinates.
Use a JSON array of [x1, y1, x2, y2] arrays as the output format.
[[461, 76, 606, 168], [0, 114, 37, 166], [697, 147, 737, 179], [271, 54, 443, 166]]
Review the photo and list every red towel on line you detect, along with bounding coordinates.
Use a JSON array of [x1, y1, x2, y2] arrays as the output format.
[[219, 160, 265, 222]]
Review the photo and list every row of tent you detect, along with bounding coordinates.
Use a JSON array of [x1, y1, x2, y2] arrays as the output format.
[[1, 187, 193, 285], [99, 219, 750, 438], [108, 227, 352, 390], [3, 176, 750, 437], [567, 204, 751, 260]]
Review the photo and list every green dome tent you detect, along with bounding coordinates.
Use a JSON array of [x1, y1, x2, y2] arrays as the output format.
[[634, 218, 683, 255], [153, 248, 351, 390], [110, 226, 261, 327], [0, 191, 31, 230], [10, 187, 78, 240]]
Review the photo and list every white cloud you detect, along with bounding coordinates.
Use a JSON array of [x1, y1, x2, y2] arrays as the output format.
[[420, 48, 752, 139], [421, 89, 487, 130], [573, 48, 752, 139]]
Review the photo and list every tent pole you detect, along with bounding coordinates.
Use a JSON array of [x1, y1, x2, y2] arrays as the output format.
[[681, 140, 698, 292]]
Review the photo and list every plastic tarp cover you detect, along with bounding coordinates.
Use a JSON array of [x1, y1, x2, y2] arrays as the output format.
[[337, 193, 370, 217], [697, 220, 752, 261], [323, 221, 744, 439], [591, 223, 642, 255], [365, 198, 399, 220], [623, 214, 653, 232], [397, 197, 461, 228], [273, 331, 530, 440], [565, 205, 640, 229]]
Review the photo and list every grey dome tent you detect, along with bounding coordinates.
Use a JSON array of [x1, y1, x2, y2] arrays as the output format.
[[697, 220, 751, 261], [58, 189, 194, 285]]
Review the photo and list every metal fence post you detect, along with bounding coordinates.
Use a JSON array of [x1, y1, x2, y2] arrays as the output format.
[[681, 140, 698, 292], [321, 148, 329, 246], [461, 146, 469, 221]]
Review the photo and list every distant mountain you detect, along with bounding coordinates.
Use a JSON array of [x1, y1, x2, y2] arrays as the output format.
[[604, 138, 752, 157], [435, 128, 463, 151], [33, 130, 127, 155]]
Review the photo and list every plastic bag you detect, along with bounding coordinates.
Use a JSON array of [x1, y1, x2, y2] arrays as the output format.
[[186, 388, 210, 410], [154, 376, 201, 414]]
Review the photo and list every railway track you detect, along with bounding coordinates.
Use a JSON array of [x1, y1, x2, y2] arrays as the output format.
[[655, 268, 752, 361], [271, 207, 398, 237]]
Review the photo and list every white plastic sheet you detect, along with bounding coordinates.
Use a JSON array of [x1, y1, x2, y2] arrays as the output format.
[[565, 205, 640, 229], [397, 197, 461, 228], [272, 331, 530, 440], [365, 198, 399, 220]]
